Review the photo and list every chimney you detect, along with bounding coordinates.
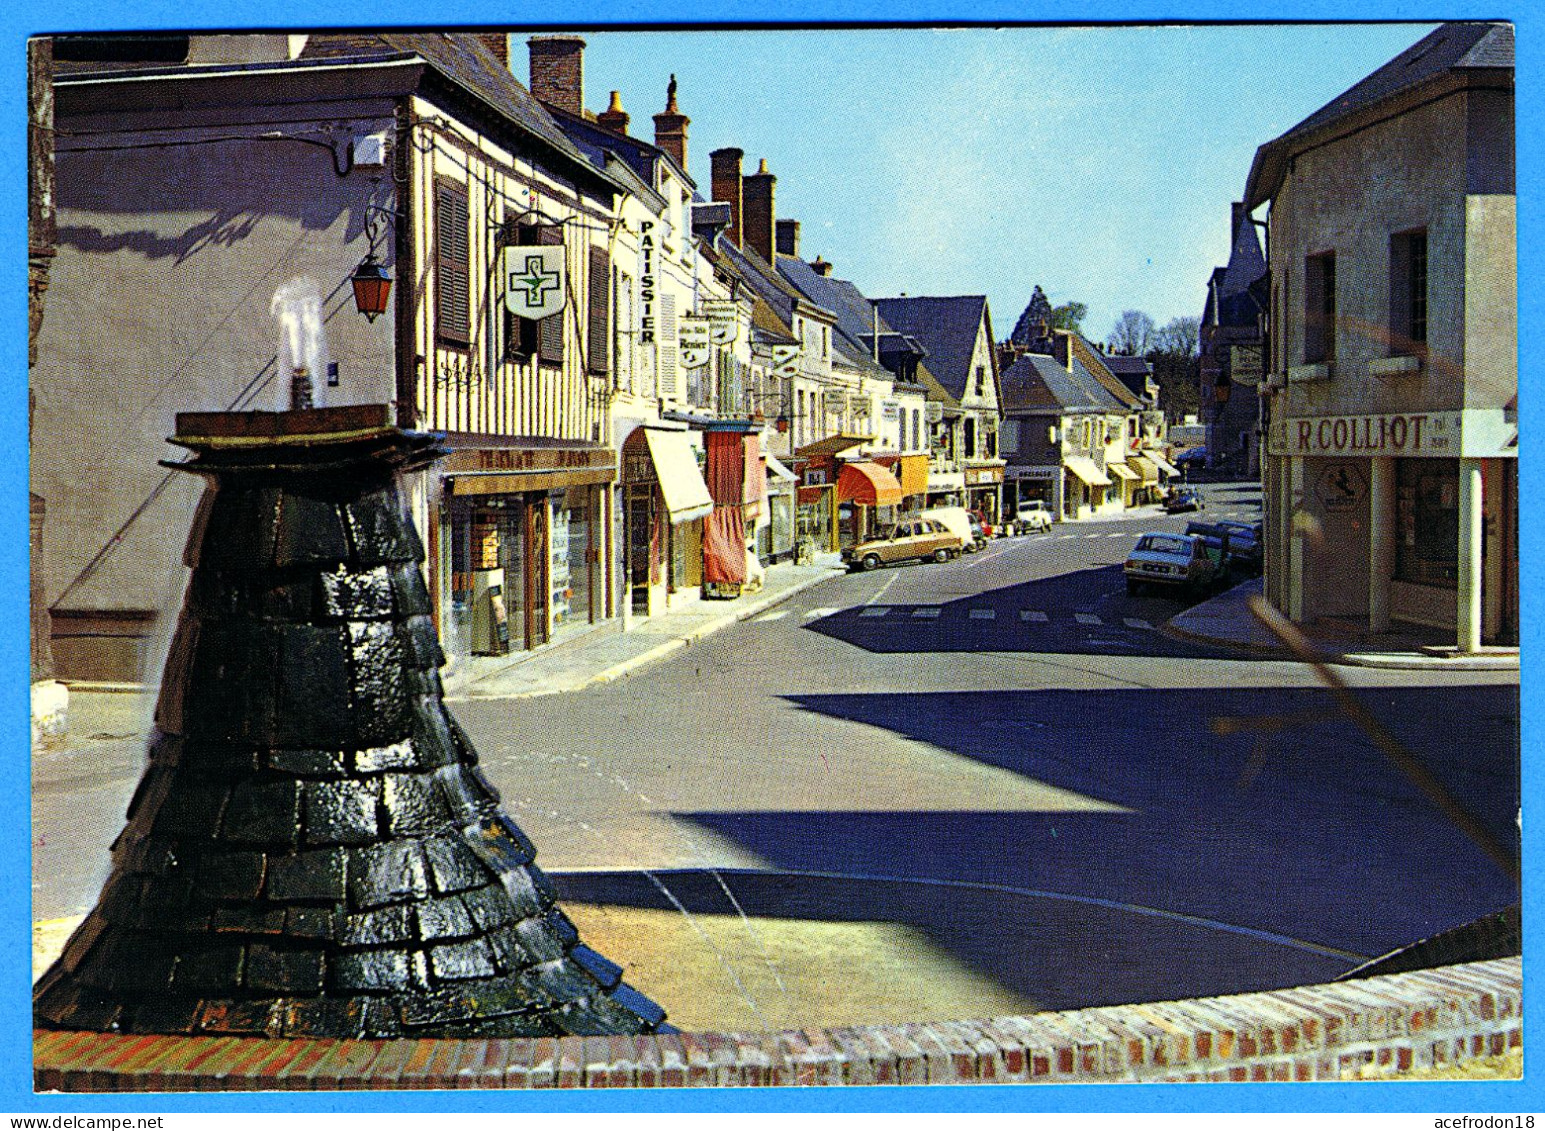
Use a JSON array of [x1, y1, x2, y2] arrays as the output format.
[[811, 256, 833, 277], [776, 219, 800, 258], [475, 31, 509, 68], [710, 148, 744, 247], [652, 74, 689, 170], [597, 89, 629, 134], [743, 158, 776, 263], [1231, 201, 1246, 245], [527, 35, 585, 116]]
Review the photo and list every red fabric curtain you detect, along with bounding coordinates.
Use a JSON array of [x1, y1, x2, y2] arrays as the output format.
[[702, 506, 747, 584], [704, 431, 744, 506], [742, 433, 763, 507]]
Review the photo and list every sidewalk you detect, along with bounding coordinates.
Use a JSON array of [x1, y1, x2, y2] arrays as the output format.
[[441, 554, 848, 700], [1164, 578, 1520, 672]]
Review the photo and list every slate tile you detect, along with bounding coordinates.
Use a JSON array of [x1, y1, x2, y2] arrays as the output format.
[[149, 780, 228, 840], [398, 978, 539, 1028], [400, 615, 444, 672], [544, 909, 581, 948], [282, 997, 368, 1039], [283, 906, 334, 940], [349, 621, 411, 745], [218, 779, 299, 846], [494, 867, 548, 920], [526, 957, 594, 1002], [122, 763, 175, 827], [430, 938, 497, 982], [302, 779, 380, 845], [211, 905, 286, 935], [197, 998, 283, 1036], [264, 848, 347, 902], [171, 945, 246, 994], [459, 885, 516, 933], [382, 772, 450, 837], [416, 895, 476, 942], [318, 564, 395, 620], [486, 926, 535, 974], [607, 982, 668, 1030], [389, 563, 432, 617], [181, 739, 263, 779], [554, 994, 649, 1037], [267, 748, 347, 778], [348, 841, 430, 909], [354, 738, 418, 774], [508, 915, 567, 965], [152, 615, 196, 733], [274, 624, 354, 749], [423, 836, 490, 895], [128, 996, 203, 1035], [342, 485, 422, 564], [339, 905, 415, 947], [245, 944, 325, 994], [569, 945, 623, 990], [410, 702, 457, 773], [273, 489, 349, 568], [332, 949, 413, 992], [196, 851, 267, 900], [201, 485, 282, 571], [459, 813, 535, 876]]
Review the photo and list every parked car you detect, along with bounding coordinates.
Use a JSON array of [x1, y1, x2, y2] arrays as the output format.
[[1213, 519, 1264, 575], [1163, 488, 1205, 514], [919, 506, 983, 552], [843, 517, 965, 571], [1015, 499, 1053, 533], [1124, 531, 1225, 595], [1184, 521, 1259, 577]]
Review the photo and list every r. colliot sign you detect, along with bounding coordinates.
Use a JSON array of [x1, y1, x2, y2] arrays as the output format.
[[1267, 412, 1459, 457]]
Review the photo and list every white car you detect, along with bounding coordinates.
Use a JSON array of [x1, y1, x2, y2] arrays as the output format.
[[1015, 500, 1053, 533]]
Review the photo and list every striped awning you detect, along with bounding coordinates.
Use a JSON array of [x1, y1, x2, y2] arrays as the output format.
[[837, 461, 904, 506], [1127, 455, 1161, 483], [644, 428, 714, 525], [1064, 456, 1112, 488]]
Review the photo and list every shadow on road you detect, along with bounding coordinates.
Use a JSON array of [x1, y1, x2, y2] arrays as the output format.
[[568, 683, 1518, 1011]]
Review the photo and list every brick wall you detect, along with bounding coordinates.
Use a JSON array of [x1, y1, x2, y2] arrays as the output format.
[[34, 957, 1520, 1091]]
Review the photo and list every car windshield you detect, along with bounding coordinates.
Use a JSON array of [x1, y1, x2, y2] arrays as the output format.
[[1137, 535, 1190, 555]]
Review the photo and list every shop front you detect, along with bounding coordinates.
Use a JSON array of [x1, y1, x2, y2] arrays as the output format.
[[438, 444, 616, 659], [621, 424, 714, 620], [1106, 459, 1140, 508], [873, 453, 930, 516], [963, 464, 1004, 523], [702, 426, 767, 597], [1127, 454, 1162, 505], [761, 452, 799, 564], [1007, 465, 1060, 515], [836, 459, 904, 547], [1063, 456, 1111, 519]]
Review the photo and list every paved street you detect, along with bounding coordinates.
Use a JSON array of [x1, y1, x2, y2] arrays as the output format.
[[34, 482, 1520, 1031]]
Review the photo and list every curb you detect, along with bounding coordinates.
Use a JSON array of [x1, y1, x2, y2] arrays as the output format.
[[1161, 619, 1520, 672]]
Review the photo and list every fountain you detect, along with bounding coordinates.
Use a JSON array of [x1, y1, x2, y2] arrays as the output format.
[[33, 287, 667, 1040]]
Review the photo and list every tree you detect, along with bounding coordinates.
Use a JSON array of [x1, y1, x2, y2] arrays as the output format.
[[1107, 309, 1155, 356], [1146, 316, 1202, 421], [1152, 316, 1200, 359], [1049, 301, 1087, 335]]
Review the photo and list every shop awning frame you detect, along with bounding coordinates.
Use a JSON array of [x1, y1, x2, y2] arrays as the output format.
[[1064, 456, 1112, 488], [644, 427, 714, 524], [837, 461, 904, 506], [763, 453, 798, 482], [1107, 461, 1140, 482], [1127, 455, 1161, 483], [1143, 449, 1182, 478]]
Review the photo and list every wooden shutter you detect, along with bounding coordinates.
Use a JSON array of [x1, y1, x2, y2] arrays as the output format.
[[502, 222, 539, 360], [435, 180, 470, 347], [538, 225, 565, 364], [658, 292, 678, 400], [587, 244, 610, 376]]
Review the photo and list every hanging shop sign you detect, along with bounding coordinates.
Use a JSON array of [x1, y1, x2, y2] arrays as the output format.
[[881, 399, 900, 421], [704, 300, 740, 344], [502, 245, 566, 320], [772, 345, 801, 378], [1266, 411, 1461, 457], [679, 316, 713, 369]]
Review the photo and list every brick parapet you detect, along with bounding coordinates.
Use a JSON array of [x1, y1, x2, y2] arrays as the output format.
[[34, 957, 1521, 1091]]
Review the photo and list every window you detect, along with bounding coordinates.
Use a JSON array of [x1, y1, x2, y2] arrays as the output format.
[[1390, 229, 1428, 353], [1395, 458, 1459, 588], [1304, 250, 1336, 364], [975, 365, 986, 398], [436, 180, 471, 347], [587, 244, 610, 376]]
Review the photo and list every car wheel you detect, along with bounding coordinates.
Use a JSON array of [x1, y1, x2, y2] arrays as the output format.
[[1126, 579, 1141, 596], [933, 548, 950, 563], [861, 553, 881, 571]]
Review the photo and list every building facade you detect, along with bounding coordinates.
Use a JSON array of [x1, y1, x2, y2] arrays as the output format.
[[1249, 21, 1516, 649]]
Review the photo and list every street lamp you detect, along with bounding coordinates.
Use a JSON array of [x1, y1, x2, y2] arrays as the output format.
[[350, 254, 392, 322]]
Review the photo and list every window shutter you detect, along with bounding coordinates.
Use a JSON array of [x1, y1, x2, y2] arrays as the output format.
[[538, 225, 565, 364], [587, 244, 610, 375], [658, 292, 679, 400], [435, 181, 471, 346]]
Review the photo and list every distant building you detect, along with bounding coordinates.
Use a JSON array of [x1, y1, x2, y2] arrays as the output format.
[[1249, 21, 1515, 650], [1200, 203, 1268, 475]]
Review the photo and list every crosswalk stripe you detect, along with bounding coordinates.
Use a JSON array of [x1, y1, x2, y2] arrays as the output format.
[[1020, 610, 1048, 622], [859, 606, 891, 617], [804, 607, 839, 619], [1058, 535, 1078, 540], [912, 607, 941, 618], [1123, 617, 1154, 630], [1074, 613, 1103, 625], [754, 611, 789, 622], [968, 608, 996, 620]]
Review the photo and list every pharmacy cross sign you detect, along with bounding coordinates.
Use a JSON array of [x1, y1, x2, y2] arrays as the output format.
[[501, 245, 567, 320]]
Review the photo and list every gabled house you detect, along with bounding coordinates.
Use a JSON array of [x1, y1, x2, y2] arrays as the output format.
[[872, 295, 1007, 522], [33, 31, 638, 678]]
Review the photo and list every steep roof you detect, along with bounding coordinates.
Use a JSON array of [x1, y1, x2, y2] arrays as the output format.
[[541, 101, 696, 192], [776, 258, 901, 380], [871, 296, 991, 400], [1246, 22, 1513, 208], [1000, 353, 1119, 415]]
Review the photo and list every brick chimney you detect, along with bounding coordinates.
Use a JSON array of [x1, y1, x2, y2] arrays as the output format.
[[652, 74, 689, 170], [597, 90, 629, 134], [475, 31, 509, 68], [776, 219, 800, 258], [527, 35, 584, 116], [743, 158, 776, 263], [811, 256, 833, 277], [710, 148, 744, 247]]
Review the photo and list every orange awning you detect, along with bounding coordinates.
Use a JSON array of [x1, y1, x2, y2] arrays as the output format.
[[837, 461, 904, 506]]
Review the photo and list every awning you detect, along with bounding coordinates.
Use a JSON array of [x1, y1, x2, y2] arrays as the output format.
[[763, 453, 798, 482], [837, 461, 904, 506], [1107, 461, 1139, 482], [644, 428, 714, 524], [1143, 449, 1182, 478], [896, 453, 930, 497], [1064, 456, 1112, 488], [1127, 455, 1160, 483], [795, 434, 872, 458]]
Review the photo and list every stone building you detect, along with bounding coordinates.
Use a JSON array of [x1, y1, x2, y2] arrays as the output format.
[[1249, 21, 1516, 649]]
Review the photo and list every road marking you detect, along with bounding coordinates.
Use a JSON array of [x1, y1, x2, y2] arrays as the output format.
[[859, 606, 891, 618], [1020, 610, 1048, 623], [1074, 613, 1103, 625], [864, 571, 899, 607], [753, 611, 789, 622], [1058, 535, 1078, 541], [804, 607, 840, 619], [1123, 617, 1154, 630], [968, 608, 996, 620], [912, 607, 941, 618], [1107, 532, 1129, 538]]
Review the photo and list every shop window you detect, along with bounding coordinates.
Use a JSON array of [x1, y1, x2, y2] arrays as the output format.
[[1304, 250, 1336, 364], [1395, 458, 1459, 589], [435, 180, 471, 348], [1390, 229, 1428, 353]]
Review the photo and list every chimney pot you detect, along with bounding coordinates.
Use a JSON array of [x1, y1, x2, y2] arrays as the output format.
[[652, 74, 690, 170], [597, 89, 630, 134], [527, 35, 585, 116], [811, 256, 833, 277], [710, 147, 744, 248]]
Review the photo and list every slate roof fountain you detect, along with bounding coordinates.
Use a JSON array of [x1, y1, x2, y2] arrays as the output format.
[[33, 401, 668, 1039]]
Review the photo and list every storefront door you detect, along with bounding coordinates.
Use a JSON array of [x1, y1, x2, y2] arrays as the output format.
[[523, 496, 549, 651]]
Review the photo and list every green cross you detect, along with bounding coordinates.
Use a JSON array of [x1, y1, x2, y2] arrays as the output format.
[[510, 253, 560, 311]]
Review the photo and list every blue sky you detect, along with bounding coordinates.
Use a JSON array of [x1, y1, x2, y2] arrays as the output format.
[[571, 24, 1439, 345]]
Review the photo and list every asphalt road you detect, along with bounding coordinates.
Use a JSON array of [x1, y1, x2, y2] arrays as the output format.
[[35, 481, 1521, 1018]]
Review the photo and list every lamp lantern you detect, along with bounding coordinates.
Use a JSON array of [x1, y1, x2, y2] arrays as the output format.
[[351, 255, 393, 322]]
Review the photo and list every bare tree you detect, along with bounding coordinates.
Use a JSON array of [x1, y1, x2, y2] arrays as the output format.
[[1107, 309, 1155, 356], [1152, 316, 1201, 359]]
